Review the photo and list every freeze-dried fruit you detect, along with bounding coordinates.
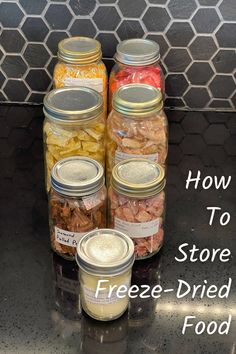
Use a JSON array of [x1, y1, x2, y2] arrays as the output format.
[[109, 188, 165, 259], [50, 187, 107, 259], [54, 62, 107, 114], [106, 84, 168, 181], [44, 120, 105, 192]]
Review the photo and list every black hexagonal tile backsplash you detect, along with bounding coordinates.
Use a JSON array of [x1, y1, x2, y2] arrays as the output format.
[[0, 3, 24, 28], [186, 62, 214, 86], [0, 0, 235, 109], [93, 6, 121, 30], [168, 0, 197, 19], [2, 56, 27, 79]]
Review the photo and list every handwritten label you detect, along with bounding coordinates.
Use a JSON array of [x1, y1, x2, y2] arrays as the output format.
[[84, 280, 130, 305], [115, 150, 158, 165], [114, 217, 160, 238], [83, 195, 101, 211], [64, 77, 103, 93], [55, 227, 86, 247]]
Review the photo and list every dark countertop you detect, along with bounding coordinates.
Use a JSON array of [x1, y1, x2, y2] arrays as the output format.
[[0, 106, 235, 354]]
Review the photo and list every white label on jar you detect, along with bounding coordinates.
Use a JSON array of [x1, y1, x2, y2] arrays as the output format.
[[115, 150, 158, 164], [82, 195, 101, 211], [83, 280, 130, 305], [55, 227, 86, 247], [114, 217, 160, 239], [56, 274, 79, 295], [64, 77, 103, 93]]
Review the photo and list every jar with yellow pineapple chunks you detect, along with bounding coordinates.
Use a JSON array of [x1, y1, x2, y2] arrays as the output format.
[[43, 87, 105, 192], [53, 37, 107, 114]]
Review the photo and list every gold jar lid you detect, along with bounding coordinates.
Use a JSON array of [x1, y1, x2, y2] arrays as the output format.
[[111, 158, 166, 198], [115, 38, 160, 66], [43, 87, 103, 124], [112, 84, 163, 117], [58, 36, 102, 64]]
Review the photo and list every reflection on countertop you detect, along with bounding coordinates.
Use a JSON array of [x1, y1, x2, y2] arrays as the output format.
[[0, 106, 235, 354]]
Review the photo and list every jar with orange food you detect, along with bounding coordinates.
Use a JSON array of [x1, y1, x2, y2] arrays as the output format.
[[109, 39, 165, 111], [106, 84, 168, 181], [53, 37, 107, 114]]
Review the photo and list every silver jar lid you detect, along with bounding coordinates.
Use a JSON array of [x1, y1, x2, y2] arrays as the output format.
[[113, 84, 163, 116], [51, 157, 104, 197], [111, 158, 166, 198], [115, 39, 160, 66], [58, 37, 102, 64], [76, 229, 135, 276], [43, 87, 103, 123]]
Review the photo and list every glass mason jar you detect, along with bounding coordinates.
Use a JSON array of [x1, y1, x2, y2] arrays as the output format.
[[109, 38, 165, 111], [49, 157, 107, 260], [106, 84, 168, 182], [109, 159, 166, 260], [76, 229, 135, 321], [43, 86, 105, 192], [53, 37, 108, 114]]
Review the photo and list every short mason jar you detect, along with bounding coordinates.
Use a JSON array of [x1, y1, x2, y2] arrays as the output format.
[[43, 87, 105, 192], [109, 38, 165, 111], [106, 84, 168, 181], [53, 37, 107, 114], [76, 229, 135, 321], [109, 159, 166, 260], [49, 157, 107, 261]]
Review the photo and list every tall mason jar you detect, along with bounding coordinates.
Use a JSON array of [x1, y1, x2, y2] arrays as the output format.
[[43, 87, 105, 192], [109, 38, 165, 111], [49, 157, 107, 260], [106, 84, 168, 181], [53, 37, 108, 114], [109, 158, 166, 260]]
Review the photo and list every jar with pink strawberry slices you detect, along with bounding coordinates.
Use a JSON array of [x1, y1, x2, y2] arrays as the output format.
[[109, 158, 166, 260], [109, 39, 165, 111]]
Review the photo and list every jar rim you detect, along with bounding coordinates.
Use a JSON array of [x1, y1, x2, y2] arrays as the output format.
[[58, 36, 102, 64], [115, 38, 160, 66], [44, 87, 103, 123], [111, 158, 166, 198], [76, 229, 135, 276], [112, 84, 163, 116], [51, 156, 105, 197]]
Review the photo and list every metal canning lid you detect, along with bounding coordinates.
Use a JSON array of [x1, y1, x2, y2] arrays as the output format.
[[113, 84, 163, 116], [115, 39, 160, 66], [58, 37, 102, 64], [111, 158, 166, 198], [76, 229, 135, 276], [43, 87, 103, 123], [51, 156, 104, 197]]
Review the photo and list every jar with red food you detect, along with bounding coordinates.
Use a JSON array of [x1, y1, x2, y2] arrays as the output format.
[[109, 39, 164, 111], [49, 156, 107, 260], [106, 84, 168, 182], [109, 158, 166, 260]]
